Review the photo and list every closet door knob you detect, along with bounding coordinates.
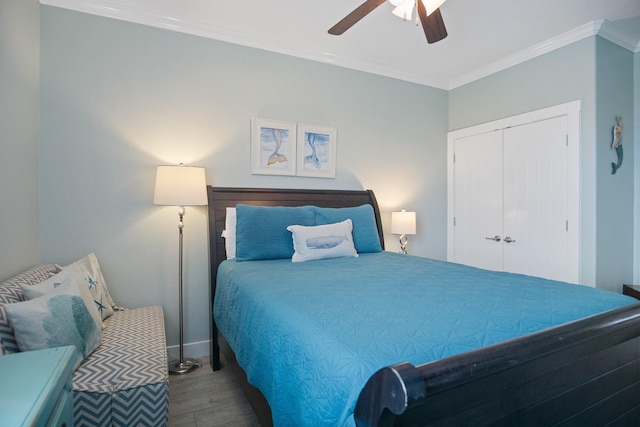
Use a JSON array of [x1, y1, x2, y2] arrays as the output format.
[[504, 236, 516, 243], [485, 235, 501, 242]]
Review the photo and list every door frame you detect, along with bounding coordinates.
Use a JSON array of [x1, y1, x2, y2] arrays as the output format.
[[447, 100, 582, 284]]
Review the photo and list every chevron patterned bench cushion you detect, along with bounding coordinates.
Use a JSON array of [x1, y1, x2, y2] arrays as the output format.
[[72, 305, 168, 427], [1, 266, 169, 427], [0, 264, 61, 354]]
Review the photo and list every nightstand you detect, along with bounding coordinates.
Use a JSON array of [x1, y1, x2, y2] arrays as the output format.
[[0, 346, 76, 427], [622, 284, 640, 301]]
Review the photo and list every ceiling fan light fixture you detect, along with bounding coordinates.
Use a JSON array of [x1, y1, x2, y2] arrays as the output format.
[[328, 0, 447, 44], [421, 0, 447, 16], [391, 1, 414, 20]]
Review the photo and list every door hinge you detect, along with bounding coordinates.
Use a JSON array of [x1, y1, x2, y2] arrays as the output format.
[[566, 220, 569, 231], [453, 217, 456, 226], [566, 134, 568, 146]]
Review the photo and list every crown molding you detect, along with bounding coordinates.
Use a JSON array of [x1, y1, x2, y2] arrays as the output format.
[[40, 1, 639, 91], [448, 21, 604, 89], [39, 0, 450, 89], [597, 20, 640, 52], [449, 20, 639, 89]]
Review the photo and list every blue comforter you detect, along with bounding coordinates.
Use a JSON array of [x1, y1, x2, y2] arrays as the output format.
[[213, 252, 636, 427]]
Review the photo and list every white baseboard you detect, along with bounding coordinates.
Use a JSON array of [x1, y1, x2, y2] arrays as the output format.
[[166, 340, 210, 361]]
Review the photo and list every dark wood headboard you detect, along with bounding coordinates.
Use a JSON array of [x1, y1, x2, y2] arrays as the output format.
[[206, 186, 384, 271], [206, 186, 384, 370]]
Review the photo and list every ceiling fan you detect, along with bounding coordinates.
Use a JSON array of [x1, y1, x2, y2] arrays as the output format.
[[328, 0, 448, 44]]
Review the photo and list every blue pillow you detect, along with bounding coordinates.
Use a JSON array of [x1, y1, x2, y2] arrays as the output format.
[[315, 205, 382, 253], [235, 204, 316, 260]]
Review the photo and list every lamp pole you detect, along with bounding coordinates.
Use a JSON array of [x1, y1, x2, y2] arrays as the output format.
[[169, 205, 198, 375]]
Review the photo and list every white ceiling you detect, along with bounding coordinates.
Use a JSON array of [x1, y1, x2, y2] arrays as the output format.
[[42, 0, 640, 89]]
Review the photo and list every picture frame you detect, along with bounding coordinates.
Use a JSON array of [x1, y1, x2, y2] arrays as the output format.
[[296, 123, 337, 178], [251, 118, 297, 176]]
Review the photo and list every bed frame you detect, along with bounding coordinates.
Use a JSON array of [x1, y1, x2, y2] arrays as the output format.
[[207, 186, 640, 427]]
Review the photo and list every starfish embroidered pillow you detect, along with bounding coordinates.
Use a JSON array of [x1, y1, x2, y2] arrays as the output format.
[[62, 253, 116, 320], [21, 264, 104, 328]]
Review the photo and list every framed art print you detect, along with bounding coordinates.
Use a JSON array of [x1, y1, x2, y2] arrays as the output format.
[[296, 123, 337, 178], [251, 118, 297, 176]]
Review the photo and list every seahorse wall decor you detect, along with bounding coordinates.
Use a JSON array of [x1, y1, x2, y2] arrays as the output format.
[[611, 115, 623, 175]]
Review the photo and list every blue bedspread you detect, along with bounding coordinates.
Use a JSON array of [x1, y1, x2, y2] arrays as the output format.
[[213, 252, 636, 427]]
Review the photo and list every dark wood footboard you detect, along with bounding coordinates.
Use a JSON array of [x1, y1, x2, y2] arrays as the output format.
[[355, 304, 640, 427]]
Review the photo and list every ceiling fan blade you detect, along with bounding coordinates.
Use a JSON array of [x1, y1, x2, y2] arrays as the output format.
[[417, 2, 447, 43], [328, 0, 388, 35]]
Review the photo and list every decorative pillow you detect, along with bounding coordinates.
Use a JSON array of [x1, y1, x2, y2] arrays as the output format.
[[62, 253, 115, 319], [287, 220, 358, 262], [21, 264, 103, 329], [0, 264, 61, 355], [0, 282, 24, 356], [315, 205, 383, 253], [4, 278, 102, 369], [235, 204, 316, 261], [221, 207, 237, 259]]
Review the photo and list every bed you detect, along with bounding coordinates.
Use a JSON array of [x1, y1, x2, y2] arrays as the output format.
[[206, 186, 640, 427]]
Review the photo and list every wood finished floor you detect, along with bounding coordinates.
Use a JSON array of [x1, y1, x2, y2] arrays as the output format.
[[168, 357, 260, 427]]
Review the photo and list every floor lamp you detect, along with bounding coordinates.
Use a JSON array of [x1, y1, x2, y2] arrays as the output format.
[[154, 164, 207, 375]]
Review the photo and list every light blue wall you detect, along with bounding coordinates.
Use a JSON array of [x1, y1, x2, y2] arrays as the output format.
[[38, 7, 448, 355], [0, 0, 40, 280], [449, 36, 636, 291], [448, 38, 597, 131], [594, 37, 634, 291]]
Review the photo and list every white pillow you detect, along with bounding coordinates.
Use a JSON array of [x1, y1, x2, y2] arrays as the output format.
[[221, 207, 237, 259], [62, 253, 116, 320], [5, 278, 102, 369], [287, 220, 358, 263], [21, 265, 103, 329]]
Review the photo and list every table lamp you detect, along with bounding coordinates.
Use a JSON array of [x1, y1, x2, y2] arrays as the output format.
[[391, 210, 416, 254]]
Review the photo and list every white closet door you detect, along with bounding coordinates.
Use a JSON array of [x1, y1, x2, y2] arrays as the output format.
[[452, 131, 504, 271], [503, 116, 570, 282], [448, 101, 580, 284]]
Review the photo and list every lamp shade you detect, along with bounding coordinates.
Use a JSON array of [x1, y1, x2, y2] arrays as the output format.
[[391, 210, 416, 235], [153, 165, 207, 206]]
